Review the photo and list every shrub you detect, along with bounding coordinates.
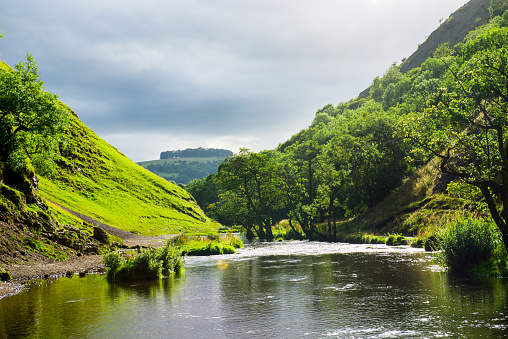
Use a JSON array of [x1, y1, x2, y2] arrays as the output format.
[[0, 268, 12, 281], [223, 233, 244, 248], [386, 234, 407, 246], [438, 219, 497, 273], [103, 242, 184, 282]]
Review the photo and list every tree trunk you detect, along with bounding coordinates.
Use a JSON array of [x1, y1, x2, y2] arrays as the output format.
[[246, 225, 255, 240], [257, 222, 266, 239], [327, 199, 332, 241], [333, 215, 337, 241], [264, 218, 274, 240]]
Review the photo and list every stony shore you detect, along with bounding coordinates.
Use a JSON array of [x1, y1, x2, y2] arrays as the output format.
[[0, 254, 104, 298], [0, 235, 174, 299]]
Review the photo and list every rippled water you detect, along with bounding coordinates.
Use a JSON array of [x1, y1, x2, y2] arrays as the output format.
[[1, 241, 507, 338]]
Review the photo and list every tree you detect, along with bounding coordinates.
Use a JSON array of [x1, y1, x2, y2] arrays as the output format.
[[215, 149, 284, 239], [0, 53, 69, 174], [401, 46, 508, 251], [314, 135, 355, 241]]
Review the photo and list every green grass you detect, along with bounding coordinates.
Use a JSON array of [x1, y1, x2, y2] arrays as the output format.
[[39, 111, 220, 236], [170, 233, 243, 256]]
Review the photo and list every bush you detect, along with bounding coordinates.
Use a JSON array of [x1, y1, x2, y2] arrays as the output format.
[[103, 242, 184, 282], [386, 234, 407, 246], [0, 268, 12, 281], [438, 219, 497, 273]]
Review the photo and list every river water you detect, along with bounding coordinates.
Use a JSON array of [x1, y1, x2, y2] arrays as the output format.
[[1, 241, 507, 338]]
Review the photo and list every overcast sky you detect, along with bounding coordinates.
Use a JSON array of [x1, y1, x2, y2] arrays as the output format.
[[0, 0, 467, 161]]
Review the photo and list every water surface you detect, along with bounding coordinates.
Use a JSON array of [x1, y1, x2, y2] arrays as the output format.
[[1, 241, 507, 338]]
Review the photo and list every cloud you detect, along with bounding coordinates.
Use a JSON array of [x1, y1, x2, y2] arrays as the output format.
[[0, 0, 467, 161]]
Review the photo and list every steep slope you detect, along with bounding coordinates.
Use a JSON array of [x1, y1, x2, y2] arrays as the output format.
[[359, 0, 491, 97], [400, 0, 490, 72], [38, 109, 219, 236]]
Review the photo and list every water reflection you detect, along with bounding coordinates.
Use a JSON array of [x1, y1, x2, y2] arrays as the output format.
[[0, 241, 507, 338]]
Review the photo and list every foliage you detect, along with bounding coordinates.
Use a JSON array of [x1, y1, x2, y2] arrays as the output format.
[[214, 149, 285, 239], [438, 219, 498, 273], [399, 27, 508, 251], [0, 267, 12, 281], [385, 233, 407, 246], [185, 174, 221, 219], [489, 0, 508, 18], [0, 53, 69, 174], [103, 241, 184, 282]]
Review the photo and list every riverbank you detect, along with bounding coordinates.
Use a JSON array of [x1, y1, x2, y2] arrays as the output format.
[[0, 254, 104, 298], [0, 232, 176, 299]]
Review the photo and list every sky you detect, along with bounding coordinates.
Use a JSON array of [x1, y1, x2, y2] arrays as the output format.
[[0, 0, 468, 162]]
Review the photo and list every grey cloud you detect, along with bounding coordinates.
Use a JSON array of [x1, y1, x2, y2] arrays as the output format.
[[0, 0, 468, 161]]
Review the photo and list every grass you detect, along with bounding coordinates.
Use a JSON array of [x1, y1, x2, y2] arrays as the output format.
[[437, 218, 507, 276], [39, 111, 220, 236], [169, 233, 243, 256], [102, 233, 243, 282]]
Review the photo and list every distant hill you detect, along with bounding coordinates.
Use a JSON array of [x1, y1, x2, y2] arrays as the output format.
[[138, 156, 226, 185], [160, 147, 233, 159], [136, 147, 233, 185]]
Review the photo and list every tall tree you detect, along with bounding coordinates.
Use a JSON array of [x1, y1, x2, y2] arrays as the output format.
[[215, 149, 284, 239]]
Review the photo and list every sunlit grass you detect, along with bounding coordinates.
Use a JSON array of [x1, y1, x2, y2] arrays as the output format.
[[39, 112, 220, 236]]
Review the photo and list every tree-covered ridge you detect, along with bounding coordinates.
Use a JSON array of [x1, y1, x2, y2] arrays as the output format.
[[160, 147, 233, 159], [188, 0, 508, 252]]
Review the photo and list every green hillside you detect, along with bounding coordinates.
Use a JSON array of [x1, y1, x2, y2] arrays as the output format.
[[39, 110, 219, 236]]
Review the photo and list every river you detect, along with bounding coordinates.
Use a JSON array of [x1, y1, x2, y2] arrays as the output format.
[[1, 241, 507, 338]]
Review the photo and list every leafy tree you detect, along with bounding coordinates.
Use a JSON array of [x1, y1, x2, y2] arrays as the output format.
[[215, 149, 284, 239], [0, 53, 68, 173], [275, 153, 308, 239], [314, 135, 356, 240], [370, 64, 404, 102], [401, 46, 508, 251], [185, 174, 222, 221]]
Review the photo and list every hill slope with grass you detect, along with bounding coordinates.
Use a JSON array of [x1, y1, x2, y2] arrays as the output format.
[[0, 59, 218, 269], [39, 109, 219, 236]]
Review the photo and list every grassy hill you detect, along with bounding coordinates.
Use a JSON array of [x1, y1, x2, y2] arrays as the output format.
[[38, 109, 220, 236]]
